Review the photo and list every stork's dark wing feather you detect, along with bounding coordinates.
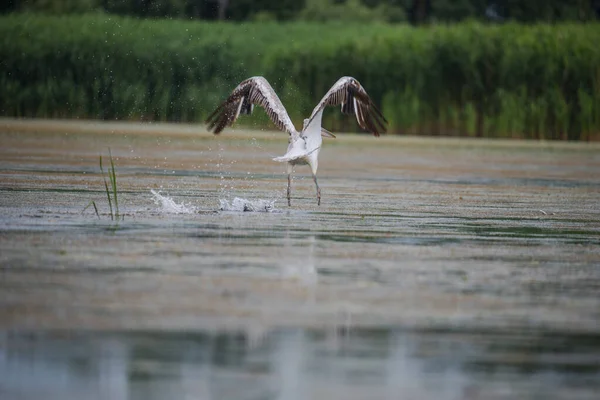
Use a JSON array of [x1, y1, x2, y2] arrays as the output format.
[[308, 77, 387, 137], [206, 77, 297, 135]]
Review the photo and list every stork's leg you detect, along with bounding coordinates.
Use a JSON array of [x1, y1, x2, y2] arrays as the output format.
[[287, 164, 293, 207], [287, 174, 292, 206], [313, 174, 321, 206]]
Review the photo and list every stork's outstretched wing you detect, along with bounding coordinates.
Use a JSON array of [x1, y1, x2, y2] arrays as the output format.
[[308, 77, 387, 136], [206, 77, 297, 135]]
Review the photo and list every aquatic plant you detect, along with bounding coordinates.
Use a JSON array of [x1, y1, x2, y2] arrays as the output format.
[[82, 200, 100, 219], [99, 149, 120, 221], [83, 149, 121, 221]]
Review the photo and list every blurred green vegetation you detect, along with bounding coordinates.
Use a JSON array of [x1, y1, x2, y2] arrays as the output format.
[[3, 0, 599, 23], [1, 13, 599, 139]]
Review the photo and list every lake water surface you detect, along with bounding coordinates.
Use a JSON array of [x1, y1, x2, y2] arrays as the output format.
[[1, 119, 599, 399]]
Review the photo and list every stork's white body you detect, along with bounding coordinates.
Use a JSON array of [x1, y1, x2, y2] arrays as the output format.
[[275, 110, 324, 174]]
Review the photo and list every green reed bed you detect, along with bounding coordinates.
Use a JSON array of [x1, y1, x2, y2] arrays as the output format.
[[1, 13, 599, 139]]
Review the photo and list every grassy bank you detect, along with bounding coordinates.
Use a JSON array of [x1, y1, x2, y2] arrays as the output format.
[[1, 14, 599, 140]]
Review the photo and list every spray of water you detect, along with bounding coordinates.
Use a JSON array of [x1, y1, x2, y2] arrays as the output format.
[[219, 197, 277, 212], [152, 189, 276, 214], [150, 190, 197, 214]]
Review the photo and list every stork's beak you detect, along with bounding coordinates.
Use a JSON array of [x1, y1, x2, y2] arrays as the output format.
[[320, 128, 336, 138]]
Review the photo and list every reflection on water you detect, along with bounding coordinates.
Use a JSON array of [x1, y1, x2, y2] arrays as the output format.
[[1, 328, 599, 400]]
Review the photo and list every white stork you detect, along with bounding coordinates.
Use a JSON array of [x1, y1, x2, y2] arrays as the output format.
[[206, 76, 387, 206]]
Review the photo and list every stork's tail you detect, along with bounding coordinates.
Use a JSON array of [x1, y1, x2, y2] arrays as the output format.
[[274, 145, 321, 163], [273, 154, 300, 163]]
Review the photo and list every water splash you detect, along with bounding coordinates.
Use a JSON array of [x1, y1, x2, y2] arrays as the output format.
[[219, 197, 277, 213], [151, 190, 196, 214]]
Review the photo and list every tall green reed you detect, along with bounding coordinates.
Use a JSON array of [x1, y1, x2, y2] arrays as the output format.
[[1, 14, 599, 140]]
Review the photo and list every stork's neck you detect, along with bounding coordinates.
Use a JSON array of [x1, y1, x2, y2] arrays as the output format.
[[302, 110, 323, 136], [298, 109, 323, 157]]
